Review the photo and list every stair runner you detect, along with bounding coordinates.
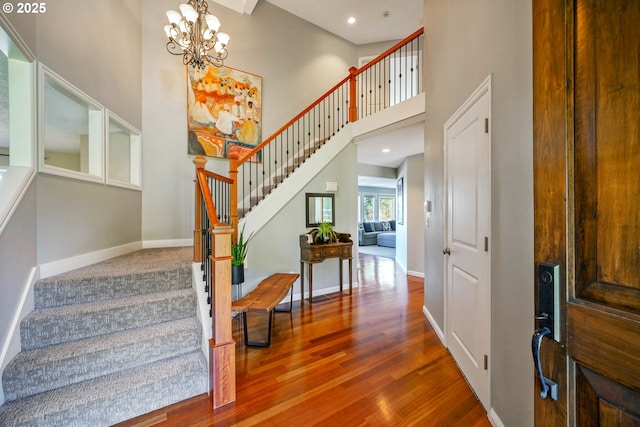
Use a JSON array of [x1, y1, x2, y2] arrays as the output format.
[[0, 247, 207, 426]]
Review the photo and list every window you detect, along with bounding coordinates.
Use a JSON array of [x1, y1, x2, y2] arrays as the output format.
[[107, 111, 141, 190], [37, 64, 142, 189], [362, 194, 376, 221], [39, 64, 104, 182], [379, 196, 395, 221], [359, 190, 396, 222]]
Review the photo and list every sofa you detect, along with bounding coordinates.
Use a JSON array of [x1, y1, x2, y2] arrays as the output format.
[[358, 220, 396, 247]]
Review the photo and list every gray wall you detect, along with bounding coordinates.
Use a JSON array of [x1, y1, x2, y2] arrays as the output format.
[[357, 163, 397, 180], [423, 0, 534, 426], [37, 176, 142, 263], [248, 144, 358, 293], [399, 154, 424, 275], [141, 0, 360, 242]]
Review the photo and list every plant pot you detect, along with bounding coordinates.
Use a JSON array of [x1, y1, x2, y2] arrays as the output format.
[[232, 264, 245, 285]]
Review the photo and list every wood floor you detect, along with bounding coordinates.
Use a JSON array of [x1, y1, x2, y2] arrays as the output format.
[[116, 253, 491, 427]]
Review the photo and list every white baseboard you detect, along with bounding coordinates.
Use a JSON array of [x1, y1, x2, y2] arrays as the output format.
[[39, 241, 143, 279], [143, 239, 193, 249], [422, 305, 446, 346], [407, 270, 424, 278], [0, 266, 37, 405], [487, 408, 505, 427]]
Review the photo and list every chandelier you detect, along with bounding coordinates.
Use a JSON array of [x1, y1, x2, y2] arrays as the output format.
[[164, 0, 230, 69]]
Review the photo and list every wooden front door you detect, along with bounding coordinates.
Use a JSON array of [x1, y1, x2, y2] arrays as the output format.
[[533, 0, 640, 425]]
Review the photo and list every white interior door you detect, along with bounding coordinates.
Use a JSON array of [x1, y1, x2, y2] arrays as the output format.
[[444, 75, 491, 409]]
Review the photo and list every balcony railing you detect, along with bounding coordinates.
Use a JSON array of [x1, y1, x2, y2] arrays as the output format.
[[226, 28, 424, 238]]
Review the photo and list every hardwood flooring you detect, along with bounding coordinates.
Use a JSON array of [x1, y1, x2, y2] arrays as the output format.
[[116, 253, 491, 427]]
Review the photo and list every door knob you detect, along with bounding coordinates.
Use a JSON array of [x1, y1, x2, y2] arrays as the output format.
[[442, 247, 451, 255], [532, 327, 558, 401]]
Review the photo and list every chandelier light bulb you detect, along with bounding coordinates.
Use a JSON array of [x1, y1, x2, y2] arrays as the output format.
[[179, 4, 198, 23], [166, 10, 182, 25], [206, 14, 221, 32], [216, 32, 230, 46]]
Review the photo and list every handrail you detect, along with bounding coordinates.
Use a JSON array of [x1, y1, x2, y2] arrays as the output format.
[[196, 168, 221, 227], [236, 75, 351, 166], [202, 169, 234, 185], [227, 28, 424, 231], [356, 28, 424, 76]]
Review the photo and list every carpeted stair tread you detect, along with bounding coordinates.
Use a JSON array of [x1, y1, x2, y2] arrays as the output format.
[[34, 247, 193, 309], [3, 317, 202, 401], [0, 351, 208, 427], [21, 288, 197, 350]]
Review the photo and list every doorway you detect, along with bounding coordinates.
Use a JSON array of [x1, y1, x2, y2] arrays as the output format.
[[444, 75, 492, 410]]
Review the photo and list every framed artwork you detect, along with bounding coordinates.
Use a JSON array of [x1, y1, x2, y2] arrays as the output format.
[[187, 65, 262, 160], [397, 177, 404, 225]]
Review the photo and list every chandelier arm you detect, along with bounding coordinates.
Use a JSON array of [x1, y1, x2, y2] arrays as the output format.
[[164, 0, 229, 68]]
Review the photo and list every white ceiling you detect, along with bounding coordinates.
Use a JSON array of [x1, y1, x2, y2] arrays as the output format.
[[355, 122, 424, 169], [263, 0, 424, 45], [212, 0, 423, 45]]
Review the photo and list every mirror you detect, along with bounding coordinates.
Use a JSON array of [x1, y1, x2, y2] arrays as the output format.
[[305, 193, 335, 227]]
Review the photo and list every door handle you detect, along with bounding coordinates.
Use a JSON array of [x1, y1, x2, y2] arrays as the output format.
[[532, 327, 558, 401], [442, 247, 451, 255]]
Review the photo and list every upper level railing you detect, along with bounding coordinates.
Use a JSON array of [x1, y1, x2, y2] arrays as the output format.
[[227, 28, 424, 238]]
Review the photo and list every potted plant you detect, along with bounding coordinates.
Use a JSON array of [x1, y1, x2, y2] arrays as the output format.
[[311, 221, 338, 244], [232, 225, 253, 284]]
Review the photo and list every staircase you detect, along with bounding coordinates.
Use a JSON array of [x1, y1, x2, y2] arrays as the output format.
[[0, 247, 207, 426]]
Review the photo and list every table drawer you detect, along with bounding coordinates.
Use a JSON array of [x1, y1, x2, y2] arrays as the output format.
[[323, 246, 340, 257]]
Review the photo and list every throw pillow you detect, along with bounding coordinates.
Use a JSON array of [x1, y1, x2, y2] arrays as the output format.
[[381, 221, 391, 231], [358, 222, 364, 230], [363, 222, 374, 232], [373, 222, 383, 231]]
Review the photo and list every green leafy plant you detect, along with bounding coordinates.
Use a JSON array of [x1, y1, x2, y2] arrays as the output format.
[[232, 225, 253, 266], [313, 221, 337, 243]]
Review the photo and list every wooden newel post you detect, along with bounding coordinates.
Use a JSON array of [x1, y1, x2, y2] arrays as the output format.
[[348, 66, 358, 123], [228, 154, 239, 243], [193, 155, 208, 263], [208, 224, 236, 408]]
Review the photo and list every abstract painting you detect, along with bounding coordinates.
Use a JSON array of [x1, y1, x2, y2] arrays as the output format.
[[187, 65, 262, 160]]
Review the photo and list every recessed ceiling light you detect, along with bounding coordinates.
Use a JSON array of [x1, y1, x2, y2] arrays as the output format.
[[382, 148, 390, 153], [347, 16, 356, 24]]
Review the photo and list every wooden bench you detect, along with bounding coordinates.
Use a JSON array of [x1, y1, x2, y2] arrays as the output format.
[[231, 273, 299, 347]]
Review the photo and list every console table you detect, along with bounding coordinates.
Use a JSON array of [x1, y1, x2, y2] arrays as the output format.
[[299, 234, 353, 303]]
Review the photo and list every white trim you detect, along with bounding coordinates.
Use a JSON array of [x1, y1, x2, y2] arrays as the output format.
[[422, 305, 446, 346], [0, 266, 37, 405], [106, 109, 142, 191], [0, 14, 36, 62], [0, 166, 35, 236], [0, 266, 36, 370], [407, 270, 424, 278], [487, 408, 506, 427], [37, 63, 105, 184], [38, 241, 142, 279], [143, 238, 193, 249]]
